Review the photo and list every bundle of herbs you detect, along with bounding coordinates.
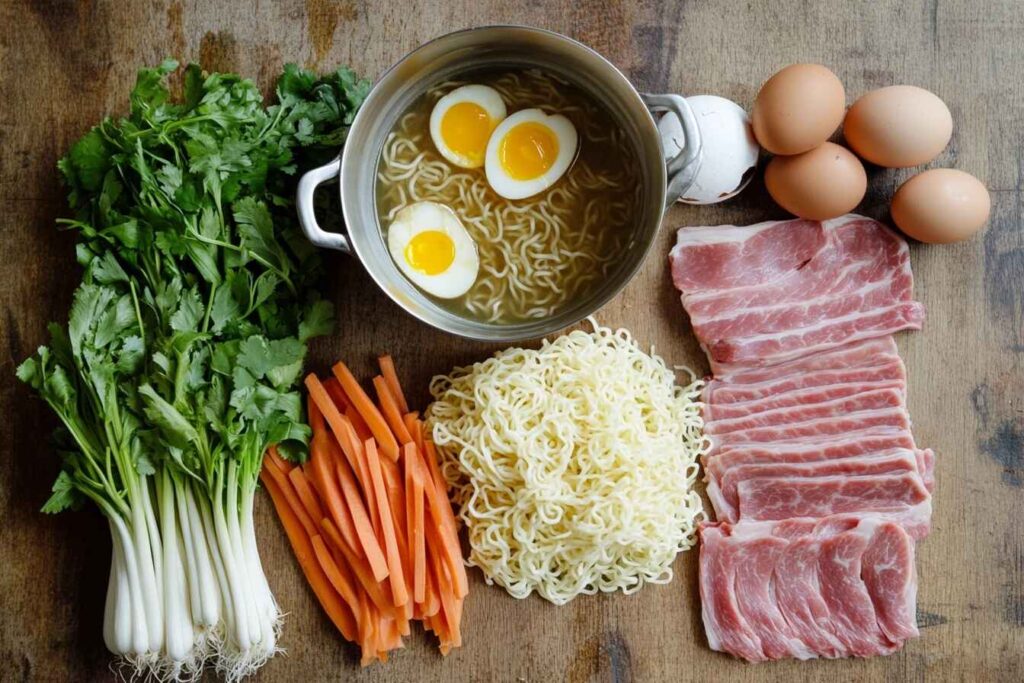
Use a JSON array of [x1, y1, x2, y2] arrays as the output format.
[[17, 59, 368, 681]]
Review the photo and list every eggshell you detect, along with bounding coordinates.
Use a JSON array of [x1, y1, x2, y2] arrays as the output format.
[[751, 64, 846, 155], [890, 169, 990, 243], [764, 142, 867, 220], [658, 95, 760, 204], [844, 86, 953, 168]]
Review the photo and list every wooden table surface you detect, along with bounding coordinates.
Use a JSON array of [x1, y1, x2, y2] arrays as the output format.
[[2, 1, 1022, 681]]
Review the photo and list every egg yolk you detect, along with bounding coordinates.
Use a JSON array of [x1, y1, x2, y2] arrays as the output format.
[[440, 102, 493, 164], [404, 230, 456, 276], [499, 121, 559, 180]]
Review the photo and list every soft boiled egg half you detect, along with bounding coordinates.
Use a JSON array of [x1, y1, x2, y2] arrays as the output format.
[[387, 201, 479, 299], [430, 85, 507, 169], [485, 108, 578, 200]]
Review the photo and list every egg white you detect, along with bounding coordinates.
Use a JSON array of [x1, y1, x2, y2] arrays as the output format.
[[429, 85, 507, 169], [387, 201, 479, 299], [485, 109, 578, 200]]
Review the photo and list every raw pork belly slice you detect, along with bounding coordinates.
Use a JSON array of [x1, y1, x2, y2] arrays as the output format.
[[704, 387, 905, 435], [670, 216, 925, 367], [704, 375, 906, 419], [707, 449, 921, 523], [709, 407, 912, 451], [678, 216, 933, 661], [736, 473, 932, 539], [709, 336, 900, 385], [704, 431, 918, 474], [699, 516, 918, 661]]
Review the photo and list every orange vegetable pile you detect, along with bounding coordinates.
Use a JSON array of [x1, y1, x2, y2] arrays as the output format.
[[260, 355, 467, 665]]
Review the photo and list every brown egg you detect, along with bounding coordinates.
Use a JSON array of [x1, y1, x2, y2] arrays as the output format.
[[751, 64, 846, 155], [765, 142, 867, 220], [844, 86, 953, 168], [891, 169, 990, 243]]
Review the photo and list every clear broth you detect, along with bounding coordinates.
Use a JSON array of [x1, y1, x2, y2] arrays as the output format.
[[375, 68, 643, 324]]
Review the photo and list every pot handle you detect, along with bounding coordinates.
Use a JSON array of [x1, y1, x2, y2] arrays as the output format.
[[296, 156, 351, 253], [641, 93, 703, 207]]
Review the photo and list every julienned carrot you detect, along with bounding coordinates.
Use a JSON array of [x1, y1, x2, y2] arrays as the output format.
[[373, 375, 413, 445], [332, 361, 399, 461], [422, 555, 441, 618], [364, 438, 409, 607], [428, 533, 461, 651], [324, 377, 352, 413], [320, 517, 393, 614], [357, 592, 375, 666], [266, 444, 294, 475], [422, 440, 448, 499], [320, 418, 376, 532], [262, 472, 358, 642], [307, 374, 390, 582], [289, 467, 326, 526], [269, 361, 466, 662], [418, 458, 468, 597], [425, 516, 467, 627], [381, 457, 410, 565], [404, 413, 426, 454], [261, 464, 317, 538], [408, 445, 427, 603], [311, 535, 362, 620], [337, 416, 376, 504], [345, 404, 373, 443], [380, 456, 414, 627], [378, 355, 409, 414], [328, 377, 374, 444], [334, 458, 389, 583], [309, 430, 361, 559]]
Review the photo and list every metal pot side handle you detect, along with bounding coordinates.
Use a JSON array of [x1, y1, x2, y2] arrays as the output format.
[[296, 156, 351, 253], [641, 93, 704, 207]]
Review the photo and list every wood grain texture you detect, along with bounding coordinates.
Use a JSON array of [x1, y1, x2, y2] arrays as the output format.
[[1, 0, 1022, 680]]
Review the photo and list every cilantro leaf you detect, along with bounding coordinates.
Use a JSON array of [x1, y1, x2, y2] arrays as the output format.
[[299, 298, 335, 342], [41, 471, 81, 514]]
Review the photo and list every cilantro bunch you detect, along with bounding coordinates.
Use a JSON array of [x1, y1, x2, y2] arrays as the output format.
[[17, 60, 369, 681]]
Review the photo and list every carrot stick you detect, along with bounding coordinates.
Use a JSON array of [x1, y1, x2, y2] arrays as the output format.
[[308, 429, 362, 559], [364, 438, 409, 606], [320, 517, 393, 613], [378, 354, 409, 414], [289, 467, 325, 526], [334, 458, 390, 582], [404, 413, 425, 454], [336, 416, 376, 505], [311, 534, 362, 620], [373, 375, 413, 445], [422, 555, 441, 618], [310, 373, 380, 529], [307, 374, 390, 581], [262, 472, 358, 642], [332, 361, 399, 460], [408, 446, 427, 603], [422, 439, 448, 496], [308, 392, 325, 431], [429, 538, 461, 651], [381, 457, 410, 568], [344, 405, 373, 443], [265, 444, 294, 475], [418, 452, 468, 597], [423, 440, 465, 553], [261, 464, 317, 538], [324, 377, 351, 412], [380, 458, 414, 624]]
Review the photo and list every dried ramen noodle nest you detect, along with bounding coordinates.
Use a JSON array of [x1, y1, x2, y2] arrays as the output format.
[[426, 320, 708, 605]]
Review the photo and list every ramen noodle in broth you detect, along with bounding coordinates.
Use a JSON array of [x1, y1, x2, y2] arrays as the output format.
[[376, 69, 643, 324]]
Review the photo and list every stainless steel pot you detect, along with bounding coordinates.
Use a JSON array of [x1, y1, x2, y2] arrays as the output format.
[[297, 25, 702, 342]]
